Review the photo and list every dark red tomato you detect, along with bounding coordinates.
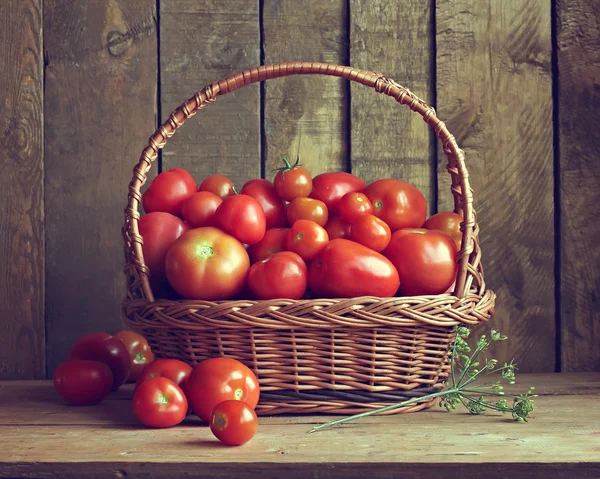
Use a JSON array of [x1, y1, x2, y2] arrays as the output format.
[[169, 167, 197, 193], [362, 179, 427, 231], [324, 216, 352, 240], [247, 228, 289, 264], [308, 239, 400, 298], [216, 194, 266, 245], [310, 172, 366, 215], [383, 228, 458, 296], [113, 330, 154, 383], [132, 377, 188, 428], [53, 360, 113, 406], [422, 211, 463, 251], [67, 332, 131, 390], [185, 357, 260, 423], [240, 179, 288, 229], [135, 358, 192, 391], [165, 227, 250, 300], [338, 192, 373, 223], [273, 156, 313, 201], [286, 219, 329, 262], [142, 169, 197, 217], [286, 197, 328, 227], [199, 175, 236, 200], [350, 214, 392, 252], [210, 400, 258, 446], [306, 249, 326, 297], [181, 191, 223, 228], [248, 251, 307, 300]]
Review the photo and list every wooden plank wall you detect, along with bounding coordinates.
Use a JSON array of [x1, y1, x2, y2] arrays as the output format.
[[0, 0, 598, 378]]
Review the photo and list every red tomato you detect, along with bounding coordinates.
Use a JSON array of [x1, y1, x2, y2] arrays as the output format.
[[199, 175, 236, 199], [422, 211, 463, 251], [306, 250, 326, 297], [287, 197, 328, 227], [135, 358, 192, 391], [310, 172, 366, 214], [169, 168, 197, 192], [308, 239, 400, 298], [113, 330, 155, 383], [67, 332, 131, 390], [324, 215, 352, 240], [53, 360, 113, 406], [185, 357, 260, 423], [248, 251, 307, 300], [338, 192, 373, 223], [210, 400, 258, 446], [247, 228, 289, 264], [240, 179, 288, 229], [362, 179, 427, 231], [273, 156, 313, 201], [142, 169, 197, 217], [181, 191, 223, 228], [132, 377, 188, 428], [350, 214, 392, 252], [216, 194, 266, 245], [165, 227, 250, 300], [383, 228, 458, 296], [286, 219, 329, 262]]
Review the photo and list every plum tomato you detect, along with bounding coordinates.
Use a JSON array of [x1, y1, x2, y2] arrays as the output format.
[[132, 377, 188, 428], [273, 156, 312, 202], [286, 219, 329, 262], [349, 214, 392, 252], [216, 194, 267, 245], [210, 400, 258, 446], [53, 360, 113, 406], [248, 251, 307, 300], [240, 178, 288, 229], [113, 330, 155, 383], [286, 197, 328, 227]]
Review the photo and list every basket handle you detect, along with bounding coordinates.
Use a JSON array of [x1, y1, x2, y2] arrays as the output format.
[[123, 62, 484, 302]]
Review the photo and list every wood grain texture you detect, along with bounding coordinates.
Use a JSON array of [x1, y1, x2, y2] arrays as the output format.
[[557, 1, 600, 372], [160, 0, 260, 188], [436, 0, 555, 371], [44, 0, 157, 376], [263, 1, 349, 178], [0, 0, 44, 379], [350, 0, 434, 210]]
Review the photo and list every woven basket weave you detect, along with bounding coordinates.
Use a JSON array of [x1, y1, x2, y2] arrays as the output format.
[[121, 62, 496, 416]]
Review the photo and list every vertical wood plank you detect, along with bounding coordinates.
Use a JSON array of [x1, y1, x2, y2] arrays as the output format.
[[350, 0, 434, 210], [160, 0, 261, 187], [263, 1, 349, 177], [437, 0, 555, 371], [557, 0, 600, 371], [44, 0, 158, 375], [0, 0, 44, 379]]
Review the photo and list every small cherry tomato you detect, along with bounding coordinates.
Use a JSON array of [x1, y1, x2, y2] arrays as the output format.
[[338, 192, 373, 223], [181, 191, 223, 228], [273, 156, 313, 201], [324, 216, 352, 240], [287, 197, 328, 226], [135, 358, 192, 391], [286, 219, 329, 262], [199, 175, 236, 199], [132, 377, 188, 428], [53, 360, 113, 406], [113, 330, 155, 383], [248, 251, 307, 300], [210, 400, 258, 446], [240, 178, 288, 229], [350, 214, 392, 252], [216, 194, 267, 245], [247, 228, 289, 264], [422, 211, 464, 251]]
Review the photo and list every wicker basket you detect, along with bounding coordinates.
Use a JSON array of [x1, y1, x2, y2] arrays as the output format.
[[121, 62, 496, 416]]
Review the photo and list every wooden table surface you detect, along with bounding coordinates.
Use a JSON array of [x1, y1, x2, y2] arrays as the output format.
[[1, 373, 599, 479]]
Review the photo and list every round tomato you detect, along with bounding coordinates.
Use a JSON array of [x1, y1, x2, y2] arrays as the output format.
[[132, 377, 188, 428], [185, 357, 260, 423], [338, 192, 373, 223], [169, 168, 197, 192], [310, 172, 366, 214], [216, 194, 266, 245], [383, 228, 458, 296], [211, 400, 258, 446], [273, 156, 312, 201], [199, 175, 236, 199], [165, 227, 250, 300], [113, 330, 154, 383], [142, 169, 197, 217], [240, 179, 288, 229], [350, 214, 392, 252], [308, 239, 400, 298], [181, 191, 223, 228], [247, 228, 289, 264], [287, 197, 328, 227], [362, 179, 427, 231], [324, 215, 352, 240], [136, 358, 192, 391], [248, 251, 307, 300], [67, 332, 131, 390], [53, 360, 113, 406], [422, 211, 463, 251], [286, 219, 329, 262]]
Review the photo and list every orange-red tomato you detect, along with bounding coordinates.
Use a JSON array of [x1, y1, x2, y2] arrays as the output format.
[[324, 216, 352, 240], [216, 194, 267, 245], [286, 219, 329, 262], [338, 192, 373, 223], [287, 197, 329, 227], [210, 400, 258, 446], [422, 211, 463, 251], [273, 157, 312, 201], [181, 191, 223, 228], [199, 175, 235, 199], [248, 251, 307, 300], [113, 330, 154, 383], [349, 214, 392, 252], [132, 377, 188, 428]]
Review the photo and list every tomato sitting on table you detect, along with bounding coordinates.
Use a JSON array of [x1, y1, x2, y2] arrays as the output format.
[[113, 330, 154, 383], [132, 377, 188, 428], [210, 400, 258, 446], [53, 360, 113, 406]]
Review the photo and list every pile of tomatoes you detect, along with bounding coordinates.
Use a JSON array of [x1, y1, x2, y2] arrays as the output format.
[[53, 331, 259, 446], [139, 158, 464, 301]]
